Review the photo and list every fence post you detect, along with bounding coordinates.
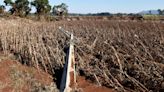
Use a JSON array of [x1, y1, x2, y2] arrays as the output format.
[[60, 33, 76, 92]]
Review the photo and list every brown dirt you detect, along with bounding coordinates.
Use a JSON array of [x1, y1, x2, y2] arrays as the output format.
[[70, 67, 114, 92], [76, 76, 114, 92], [0, 60, 55, 92], [70, 71, 75, 87], [69, 64, 114, 92]]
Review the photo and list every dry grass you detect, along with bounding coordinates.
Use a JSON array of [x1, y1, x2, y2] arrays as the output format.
[[0, 18, 164, 92]]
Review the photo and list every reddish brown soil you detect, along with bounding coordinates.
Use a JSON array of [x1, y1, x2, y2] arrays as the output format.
[[0, 60, 54, 92], [70, 71, 75, 87], [69, 67, 114, 92], [76, 76, 114, 92], [69, 69, 114, 92], [0, 60, 15, 91]]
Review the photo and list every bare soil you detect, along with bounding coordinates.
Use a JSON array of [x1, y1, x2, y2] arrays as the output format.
[[76, 76, 114, 92], [0, 59, 56, 92]]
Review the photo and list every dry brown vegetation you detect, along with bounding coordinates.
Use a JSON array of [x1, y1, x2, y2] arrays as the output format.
[[0, 18, 164, 92]]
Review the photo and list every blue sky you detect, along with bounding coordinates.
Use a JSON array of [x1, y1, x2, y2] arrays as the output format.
[[0, 0, 164, 13]]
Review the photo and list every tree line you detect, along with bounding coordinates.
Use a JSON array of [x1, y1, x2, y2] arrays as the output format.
[[157, 9, 164, 15], [0, 0, 68, 17]]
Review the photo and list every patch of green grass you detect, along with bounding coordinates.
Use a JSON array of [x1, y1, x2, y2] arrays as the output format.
[[143, 15, 164, 20]]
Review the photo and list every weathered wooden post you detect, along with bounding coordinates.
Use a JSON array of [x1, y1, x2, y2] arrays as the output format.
[[59, 27, 76, 92]]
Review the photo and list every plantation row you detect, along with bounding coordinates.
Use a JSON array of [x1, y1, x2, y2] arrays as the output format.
[[0, 19, 164, 91]]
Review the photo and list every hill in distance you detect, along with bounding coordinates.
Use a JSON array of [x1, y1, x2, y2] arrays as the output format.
[[139, 10, 159, 15]]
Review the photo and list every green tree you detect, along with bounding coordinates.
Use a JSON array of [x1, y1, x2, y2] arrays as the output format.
[[4, 0, 31, 17], [0, 5, 5, 14], [15, 0, 31, 16], [4, 0, 13, 6], [4, 0, 14, 14], [31, 0, 51, 15], [162, 10, 164, 15], [158, 9, 163, 15], [148, 10, 152, 15], [53, 3, 68, 16]]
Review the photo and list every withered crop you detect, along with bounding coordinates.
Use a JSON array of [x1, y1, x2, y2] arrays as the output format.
[[0, 18, 163, 92]]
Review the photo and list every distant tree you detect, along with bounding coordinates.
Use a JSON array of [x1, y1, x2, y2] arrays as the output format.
[[116, 13, 123, 16], [149, 10, 152, 15], [53, 3, 68, 16], [4, 0, 14, 14], [3, 0, 31, 17], [4, 0, 13, 6], [31, 0, 51, 15], [96, 12, 111, 16], [14, 0, 31, 16], [158, 9, 163, 15], [0, 5, 5, 14]]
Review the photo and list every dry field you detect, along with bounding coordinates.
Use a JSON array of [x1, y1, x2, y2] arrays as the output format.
[[0, 18, 164, 92]]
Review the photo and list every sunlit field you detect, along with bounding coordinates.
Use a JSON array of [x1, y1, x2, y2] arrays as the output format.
[[0, 18, 163, 91]]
